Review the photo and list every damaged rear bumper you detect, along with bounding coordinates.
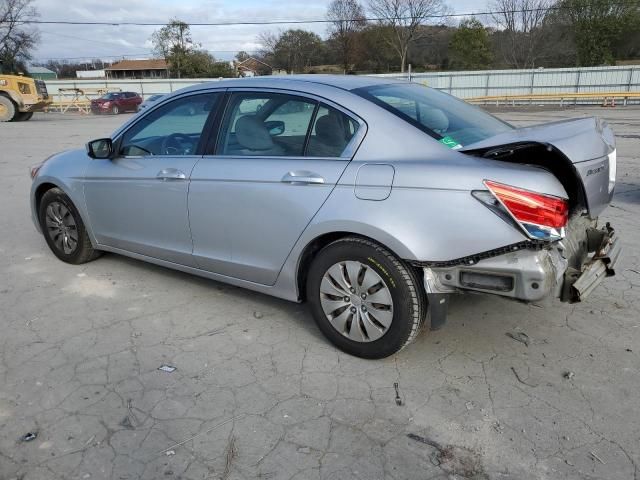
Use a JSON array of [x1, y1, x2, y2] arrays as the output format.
[[416, 222, 620, 304], [562, 223, 620, 302]]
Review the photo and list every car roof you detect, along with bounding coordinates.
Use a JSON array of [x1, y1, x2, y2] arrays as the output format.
[[178, 74, 407, 95], [273, 74, 405, 90]]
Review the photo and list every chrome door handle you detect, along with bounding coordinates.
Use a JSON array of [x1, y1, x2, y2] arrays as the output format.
[[156, 168, 186, 181], [281, 171, 325, 185]]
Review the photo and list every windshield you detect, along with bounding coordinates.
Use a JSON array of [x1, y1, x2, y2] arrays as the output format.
[[354, 83, 513, 148], [101, 93, 120, 100]]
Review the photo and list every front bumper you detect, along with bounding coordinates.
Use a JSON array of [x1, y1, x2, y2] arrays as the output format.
[[419, 222, 620, 303], [91, 104, 111, 113], [24, 100, 52, 112]]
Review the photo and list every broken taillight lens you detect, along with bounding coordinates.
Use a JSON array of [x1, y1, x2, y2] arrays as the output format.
[[483, 180, 569, 240]]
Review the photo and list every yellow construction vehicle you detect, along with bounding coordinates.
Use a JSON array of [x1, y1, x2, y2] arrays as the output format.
[[0, 74, 52, 122]]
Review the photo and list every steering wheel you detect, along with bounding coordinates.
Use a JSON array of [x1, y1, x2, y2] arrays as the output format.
[[161, 133, 194, 155]]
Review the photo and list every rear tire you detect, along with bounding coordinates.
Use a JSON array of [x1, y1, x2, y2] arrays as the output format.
[[14, 111, 33, 121], [38, 188, 101, 264], [306, 237, 427, 359], [0, 96, 16, 122], [112, 105, 120, 115]]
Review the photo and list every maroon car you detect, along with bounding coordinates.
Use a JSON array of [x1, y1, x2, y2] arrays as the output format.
[[90, 92, 142, 115]]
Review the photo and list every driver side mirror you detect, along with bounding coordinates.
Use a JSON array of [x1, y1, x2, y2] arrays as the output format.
[[86, 138, 114, 159], [265, 120, 285, 136]]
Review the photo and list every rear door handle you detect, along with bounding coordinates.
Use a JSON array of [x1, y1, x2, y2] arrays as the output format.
[[156, 168, 186, 181], [281, 171, 325, 185]]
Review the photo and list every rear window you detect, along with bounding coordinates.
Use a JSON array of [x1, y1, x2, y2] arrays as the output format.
[[354, 83, 512, 148]]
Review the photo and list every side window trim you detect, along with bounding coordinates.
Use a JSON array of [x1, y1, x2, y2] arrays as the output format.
[[302, 103, 320, 156], [203, 91, 231, 155]]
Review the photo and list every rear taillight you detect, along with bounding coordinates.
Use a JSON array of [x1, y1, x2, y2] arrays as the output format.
[[480, 180, 568, 240]]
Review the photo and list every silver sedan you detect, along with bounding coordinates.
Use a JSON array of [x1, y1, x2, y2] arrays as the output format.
[[30, 76, 620, 358]]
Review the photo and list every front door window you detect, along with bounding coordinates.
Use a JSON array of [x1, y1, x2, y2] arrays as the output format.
[[120, 93, 220, 156]]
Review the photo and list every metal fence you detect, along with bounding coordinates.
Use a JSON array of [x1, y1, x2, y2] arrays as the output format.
[[369, 65, 640, 102], [43, 65, 640, 104], [44, 78, 225, 100]]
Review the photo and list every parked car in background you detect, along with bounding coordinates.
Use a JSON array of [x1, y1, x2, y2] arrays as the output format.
[[139, 94, 165, 112], [30, 76, 619, 359], [90, 92, 142, 115]]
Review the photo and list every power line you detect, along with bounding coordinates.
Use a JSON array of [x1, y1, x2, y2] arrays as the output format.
[[39, 30, 154, 52], [33, 50, 255, 62], [8, 3, 640, 27]]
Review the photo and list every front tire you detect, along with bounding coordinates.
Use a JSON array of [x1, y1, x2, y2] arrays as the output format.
[[306, 237, 427, 359], [14, 111, 34, 121], [0, 96, 16, 122], [111, 105, 120, 115], [38, 188, 101, 264]]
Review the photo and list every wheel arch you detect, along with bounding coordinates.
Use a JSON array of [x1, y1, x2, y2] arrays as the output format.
[[34, 182, 60, 213], [0, 89, 23, 109], [31, 179, 97, 247], [294, 228, 417, 302]]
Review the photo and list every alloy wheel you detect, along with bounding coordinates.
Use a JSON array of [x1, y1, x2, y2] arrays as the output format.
[[45, 202, 78, 254], [319, 261, 394, 342]]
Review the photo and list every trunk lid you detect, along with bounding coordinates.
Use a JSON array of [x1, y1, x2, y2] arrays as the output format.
[[461, 117, 616, 218]]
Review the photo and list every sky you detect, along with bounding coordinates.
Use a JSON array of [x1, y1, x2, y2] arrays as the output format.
[[32, 0, 485, 64]]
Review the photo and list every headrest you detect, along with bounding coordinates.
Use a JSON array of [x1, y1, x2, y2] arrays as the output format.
[[316, 113, 345, 145], [235, 115, 275, 151], [420, 108, 449, 132]]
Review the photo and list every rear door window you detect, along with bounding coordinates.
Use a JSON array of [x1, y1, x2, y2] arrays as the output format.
[[218, 92, 316, 157], [306, 105, 360, 157]]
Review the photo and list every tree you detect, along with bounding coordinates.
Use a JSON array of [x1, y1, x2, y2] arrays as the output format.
[[38, 59, 114, 79], [0, 0, 39, 74], [449, 18, 492, 69], [490, 0, 553, 68], [355, 24, 397, 71], [179, 50, 216, 77], [150, 19, 198, 78], [326, 0, 367, 72], [411, 24, 457, 69], [556, 0, 639, 66], [179, 50, 234, 78], [235, 51, 251, 63], [259, 29, 324, 73], [367, 0, 446, 73]]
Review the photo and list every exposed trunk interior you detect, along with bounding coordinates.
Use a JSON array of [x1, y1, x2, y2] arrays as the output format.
[[463, 141, 588, 215]]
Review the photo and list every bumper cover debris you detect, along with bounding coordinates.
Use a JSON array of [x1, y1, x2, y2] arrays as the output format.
[[563, 223, 620, 302]]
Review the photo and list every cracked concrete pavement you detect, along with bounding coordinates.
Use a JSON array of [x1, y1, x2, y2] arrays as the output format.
[[0, 107, 638, 479]]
